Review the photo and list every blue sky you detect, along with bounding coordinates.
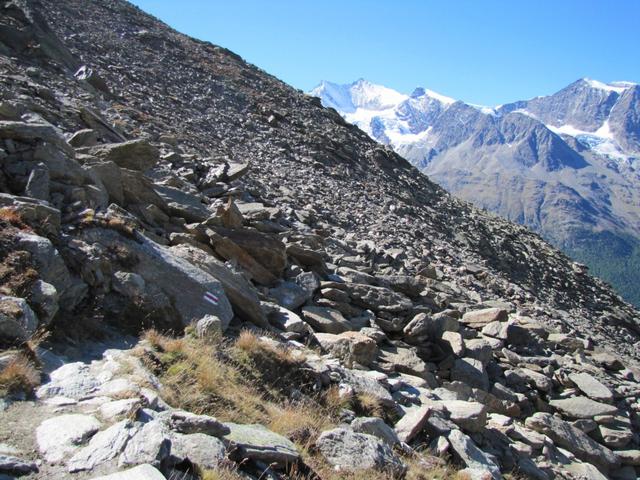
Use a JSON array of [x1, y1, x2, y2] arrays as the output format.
[[129, 0, 640, 106]]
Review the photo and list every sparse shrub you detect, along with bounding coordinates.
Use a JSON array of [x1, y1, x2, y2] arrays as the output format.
[[0, 355, 40, 397]]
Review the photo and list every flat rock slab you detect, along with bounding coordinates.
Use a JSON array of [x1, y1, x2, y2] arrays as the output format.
[[549, 396, 617, 419], [90, 464, 165, 480], [169, 410, 229, 437], [445, 401, 488, 433], [68, 420, 137, 472], [525, 412, 619, 473], [316, 428, 405, 477], [301, 306, 352, 334], [118, 420, 170, 468], [37, 414, 102, 463], [569, 372, 613, 403], [224, 423, 299, 466], [461, 308, 508, 328]]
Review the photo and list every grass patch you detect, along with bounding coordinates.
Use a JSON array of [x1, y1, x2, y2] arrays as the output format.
[[0, 354, 40, 397]]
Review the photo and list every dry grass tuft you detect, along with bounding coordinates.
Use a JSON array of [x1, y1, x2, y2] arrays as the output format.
[[0, 207, 29, 230], [0, 355, 41, 397]]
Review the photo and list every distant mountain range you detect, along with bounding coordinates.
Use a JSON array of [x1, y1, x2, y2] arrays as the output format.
[[311, 78, 640, 306]]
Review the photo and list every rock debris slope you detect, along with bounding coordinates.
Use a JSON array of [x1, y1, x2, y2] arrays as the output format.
[[0, 0, 639, 479]]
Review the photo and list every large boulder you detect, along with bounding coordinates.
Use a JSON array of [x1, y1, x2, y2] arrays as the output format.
[[67, 420, 137, 472], [75, 228, 233, 330], [223, 423, 299, 467], [347, 284, 413, 313], [170, 245, 268, 328], [0, 296, 39, 342], [301, 306, 352, 334], [83, 139, 159, 171], [549, 396, 617, 419], [316, 428, 405, 477], [525, 412, 620, 473], [36, 414, 102, 463], [314, 331, 378, 367]]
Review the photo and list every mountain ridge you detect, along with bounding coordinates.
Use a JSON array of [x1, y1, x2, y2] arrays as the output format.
[[311, 78, 640, 306]]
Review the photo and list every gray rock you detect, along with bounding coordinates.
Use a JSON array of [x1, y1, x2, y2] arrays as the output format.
[[0, 454, 38, 475], [0, 193, 60, 237], [119, 420, 170, 468], [461, 308, 508, 328], [68, 420, 137, 472], [445, 401, 487, 433], [268, 305, 307, 333], [170, 411, 229, 437], [154, 184, 212, 223], [68, 129, 98, 148], [616, 450, 640, 466], [99, 399, 141, 422], [379, 343, 435, 381], [84, 139, 159, 171], [0, 296, 39, 342], [351, 417, 400, 446], [90, 464, 166, 480], [447, 429, 501, 480], [301, 306, 352, 334], [403, 312, 459, 343], [169, 432, 226, 470], [338, 368, 395, 406], [569, 372, 613, 403], [37, 414, 102, 463], [316, 428, 405, 477], [525, 412, 619, 472], [195, 315, 222, 338], [549, 396, 617, 419], [394, 405, 431, 443], [270, 281, 311, 310], [36, 362, 101, 400], [223, 423, 299, 466], [451, 358, 490, 391], [29, 280, 59, 325], [24, 163, 49, 200], [463, 338, 493, 365], [347, 284, 413, 313]]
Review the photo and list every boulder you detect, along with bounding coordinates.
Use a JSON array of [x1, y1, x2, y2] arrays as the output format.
[[316, 428, 405, 477], [36, 414, 102, 463], [445, 401, 488, 433], [351, 417, 400, 446], [568, 372, 613, 403], [84, 139, 159, 171], [347, 284, 413, 313], [118, 420, 170, 468], [447, 429, 501, 480], [169, 411, 229, 437], [0, 454, 38, 475], [67, 420, 136, 472], [223, 423, 299, 466], [525, 412, 619, 472], [154, 184, 212, 223], [451, 358, 490, 391], [378, 343, 435, 382], [549, 396, 617, 419], [461, 308, 508, 328], [314, 331, 378, 367], [0, 193, 60, 237], [195, 315, 222, 338], [0, 296, 39, 342], [268, 305, 307, 333], [269, 281, 311, 310], [394, 406, 431, 443], [403, 312, 459, 343], [301, 306, 352, 334], [170, 245, 268, 328], [90, 464, 165, 480], [169, 432, 226, 470]]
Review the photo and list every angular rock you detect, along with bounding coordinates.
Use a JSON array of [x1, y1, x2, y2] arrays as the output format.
[[549, 396, 617, 419], [0, 193, 60, 237], [451, 358, 490, 391], [395, 406, 431, 443], [268, 305, 307, 333], [169, 432, 226, 470], [90, 464, 166, 480], [351, 417, 400, 446], [119, 420, 170, 468], [0, 454, 38, 475], [301, 306, 352, 334], [223, 423, 299, 466], [195, 315, 222, 338], [347, 284, 413, 313], [37, 414, 102, 463], [525, 412, 619, 472], [403, 312, 459, 343], [85, 139, 159, 171], [154, 184, 212, 223], [379, 344, 435, 382], [315, 331, 378, 367], [445, 401, 488, 433], [270, 281, 311, 310], [0, 296, 39, 342], [316, 428, 405, 477], [461, 308, 508, 328], [170, 411, 229, 437], [68, 420, 136, 472], [447, 429, 501, 480], [569, 372, 613, 403]]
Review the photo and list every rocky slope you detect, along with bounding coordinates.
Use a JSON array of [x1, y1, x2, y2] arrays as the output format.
[[311, 79, 640, 307], [0, 0, 640, 479]]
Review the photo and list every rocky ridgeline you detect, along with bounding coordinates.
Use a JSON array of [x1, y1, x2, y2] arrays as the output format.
[[0, 0, 639, 479]]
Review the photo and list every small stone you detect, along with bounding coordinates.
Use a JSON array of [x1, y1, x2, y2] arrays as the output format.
[[223, 423, 299, 466], [170, 411, 230, 437], [351, 417, 400, 446], [394, 405, 431, 443], [195, 315, 222, 338]]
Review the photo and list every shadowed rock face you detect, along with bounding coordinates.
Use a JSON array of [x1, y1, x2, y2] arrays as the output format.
[[313, 77, 640, 307]]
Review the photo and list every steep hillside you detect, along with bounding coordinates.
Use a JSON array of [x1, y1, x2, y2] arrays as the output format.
[[1, 1, 640, 479], [312, 79, 640, 306]]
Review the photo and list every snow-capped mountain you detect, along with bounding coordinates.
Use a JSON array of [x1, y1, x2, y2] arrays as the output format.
[[311, 78, 640, 306]]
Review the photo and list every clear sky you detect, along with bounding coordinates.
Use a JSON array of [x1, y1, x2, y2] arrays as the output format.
[[129, 0, 640, 106]]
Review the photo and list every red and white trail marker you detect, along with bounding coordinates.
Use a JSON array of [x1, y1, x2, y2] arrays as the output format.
[[203, 291, 219, 306]]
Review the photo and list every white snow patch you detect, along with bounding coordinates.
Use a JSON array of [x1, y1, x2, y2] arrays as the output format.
[[583, 78, 630, 94]]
